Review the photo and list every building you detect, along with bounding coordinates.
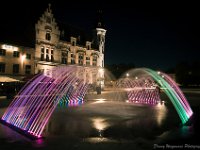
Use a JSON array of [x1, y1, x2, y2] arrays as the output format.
[[0, 43, 35, 81], [0, 4, 106, 86]]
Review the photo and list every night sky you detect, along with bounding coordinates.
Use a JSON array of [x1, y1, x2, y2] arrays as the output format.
[[0, 1, 200, 71]]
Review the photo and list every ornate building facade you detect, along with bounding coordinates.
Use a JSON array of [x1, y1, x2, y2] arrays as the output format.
[[35, 5, 106, 85], [0, 4, 106, 86]]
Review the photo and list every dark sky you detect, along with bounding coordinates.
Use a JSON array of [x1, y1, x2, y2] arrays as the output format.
[[0, 1, 200, 71]]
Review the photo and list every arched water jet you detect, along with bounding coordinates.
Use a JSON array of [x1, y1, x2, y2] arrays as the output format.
[[1, 66, 89, 138], [117, 77, 161, 105], [0, 67, 193, 139], [120, 68, 193, 124]]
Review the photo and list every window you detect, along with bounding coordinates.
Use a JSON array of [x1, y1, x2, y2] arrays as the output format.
[[51, 49, 54, 62], [93, 56, 97, 61], [41, 47, 44, 61], [61, 51, 68, 64], [86, 61, 90, 66], [13, 51, 20, 57], [0, 63, 5, 73], [72, 41, 75, 46], [78, 53, 84, 65], [26, 53, 31, 59], [51, 56, 54, 62], [41, 47, 44, 53], [46, 55, 49, 61], [61, 58, 67, 64], [46, 48, 49, 54], [13, 64, 19, 74], [46, 32, 51, 41], [86, 57, 90, 66], [25, 65, 31, 74], [93, 55, 97, 66], [87, 45, 90, 50], [71, 59, 75, 64], [79, 55, 83, 59], [62, 52, 66, 57], [0, 49, 6, 56], [41, 54, 44, 61], [70, 53, 75, 64]]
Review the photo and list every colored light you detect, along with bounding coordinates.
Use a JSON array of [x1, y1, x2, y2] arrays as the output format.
[[145, 68, 193, 124], [117, 77, 161, 105], [1, 67, 193, 139], [1, 66, 89, 138]]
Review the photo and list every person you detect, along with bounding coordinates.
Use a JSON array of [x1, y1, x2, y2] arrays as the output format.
[[96, 86, 101, 95]]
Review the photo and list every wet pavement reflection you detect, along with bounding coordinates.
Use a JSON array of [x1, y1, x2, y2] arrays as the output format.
[[0, 92, 199, 150]]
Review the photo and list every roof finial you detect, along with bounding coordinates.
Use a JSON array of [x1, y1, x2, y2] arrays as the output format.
[[48, 3, 51, 9], [48, 3, 51, 12]]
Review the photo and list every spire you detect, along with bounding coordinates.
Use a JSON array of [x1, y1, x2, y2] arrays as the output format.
[[47, 3, 52, 13], [96, 10, 105, 29]]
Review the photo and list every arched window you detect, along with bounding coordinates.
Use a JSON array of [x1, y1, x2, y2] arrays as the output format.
[[46, 32, 51, 41]]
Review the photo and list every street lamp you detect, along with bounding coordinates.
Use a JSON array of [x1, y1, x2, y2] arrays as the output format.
[[126, 73, 129, 77]]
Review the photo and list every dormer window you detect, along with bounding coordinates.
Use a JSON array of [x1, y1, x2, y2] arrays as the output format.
[[86, 41, 91, 50], [46, 32, 51, 41], [71, 37, 76, 46]]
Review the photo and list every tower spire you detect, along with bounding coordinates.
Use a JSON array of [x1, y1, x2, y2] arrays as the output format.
[[96, 10, 105, 29], [48, 3, 51, 9], [47, 3, 52, 13], [95, 9, 106, 68]]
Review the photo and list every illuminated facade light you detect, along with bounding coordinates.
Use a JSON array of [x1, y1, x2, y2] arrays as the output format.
[[2, 44, 19, 51]]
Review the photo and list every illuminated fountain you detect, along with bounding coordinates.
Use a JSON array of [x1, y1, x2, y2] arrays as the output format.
[[1, 66, 89, 138], [118, 68, 193, 124], [117, 77, 161, 105], [58, 81, 87, 107], [0, 67, 193, 139]]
